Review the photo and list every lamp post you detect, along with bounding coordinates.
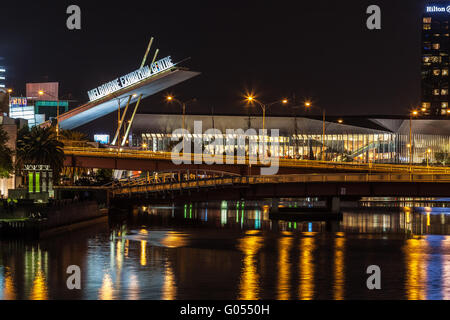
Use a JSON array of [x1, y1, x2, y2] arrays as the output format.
[[409, 110, 418, 168], [166, 96, 196, 131], [37, 90, 73, 139], [245, 96, 288, 132], [304, 101, 326, 161], [6, 89, 12, 116], [166, 96, 196, 154]]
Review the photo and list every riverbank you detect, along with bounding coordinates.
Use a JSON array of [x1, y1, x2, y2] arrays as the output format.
[[0, 200, 108, 239]]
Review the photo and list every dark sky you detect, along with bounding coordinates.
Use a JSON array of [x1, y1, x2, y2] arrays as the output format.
[[0, 0, 430, 121]]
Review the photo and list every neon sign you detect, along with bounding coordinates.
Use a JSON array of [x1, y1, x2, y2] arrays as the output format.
[[87, 56, 174, 102], [10, 97, 28, 107], [426, 5, 450, 13]]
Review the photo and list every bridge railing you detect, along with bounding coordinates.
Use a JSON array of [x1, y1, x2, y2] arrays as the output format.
[[111, 172, 450, 196]]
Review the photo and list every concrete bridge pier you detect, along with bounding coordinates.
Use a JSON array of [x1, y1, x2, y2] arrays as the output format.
[[271, 198, 280, 213], [326, 196, 341, 213]]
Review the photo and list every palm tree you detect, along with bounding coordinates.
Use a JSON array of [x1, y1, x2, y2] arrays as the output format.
[[60, 130, 89, 147], [16, 126, 64, 183], [0, 126, 13, 178]]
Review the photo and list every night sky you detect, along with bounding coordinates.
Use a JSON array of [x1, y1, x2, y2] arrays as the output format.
[[0, 0, 431, 123]]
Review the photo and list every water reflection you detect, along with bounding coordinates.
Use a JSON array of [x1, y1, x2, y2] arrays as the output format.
[[0, 201, 450, 300], [299, 235, 316, 300], [99, 273, 114, 300], [238, 230, 263, 300], [277, 233, 293, 300], [334, 234, 345, 300]]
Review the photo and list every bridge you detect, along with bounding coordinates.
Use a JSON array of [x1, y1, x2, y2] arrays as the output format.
[[63, 146, 450, 175], [109, 170, 450, 204]]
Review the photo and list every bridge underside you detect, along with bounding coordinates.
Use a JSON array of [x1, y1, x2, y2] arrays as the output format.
[[59, 68, 200, 130], [112, 181, 450, 205]]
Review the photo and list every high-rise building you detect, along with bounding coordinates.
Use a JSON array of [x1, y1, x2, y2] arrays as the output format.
[[0, 65, 5, 89], [421, 3, 450, 116]]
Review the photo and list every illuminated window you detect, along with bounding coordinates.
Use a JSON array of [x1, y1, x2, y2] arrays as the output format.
[[423, 17, 431, 23], [441, 109, 447, 115], [434, 89, 440, 95], [433, 34, 440, 37], [433, 69, 441, 76], [441, 89, 448, 95], [446, 34, 450, 37], [423, 24, 431, 30], [443, 69, 449, 76], [431, 56, 441, 63], [422, 102, 431, 109], [442, 102, 448, 108], [423, 56, 431, 63], [433, 43, 440, 50]]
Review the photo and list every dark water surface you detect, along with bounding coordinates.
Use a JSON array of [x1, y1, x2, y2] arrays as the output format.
[[1, 201, 450, 300]]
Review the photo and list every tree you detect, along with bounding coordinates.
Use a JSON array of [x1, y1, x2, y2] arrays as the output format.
[[16, 126, 64, 183], [0, 126, 13, 178], [435, 151, 449, 166], [60, 130, 89, 147], [95, 168, 113, 184]]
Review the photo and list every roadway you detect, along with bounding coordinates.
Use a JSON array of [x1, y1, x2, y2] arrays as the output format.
[[63, 146, 450, 175]]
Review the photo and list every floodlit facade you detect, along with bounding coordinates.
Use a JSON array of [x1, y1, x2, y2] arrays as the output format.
[[0, 116, 27, 197], [129, 114, 450, 165], [9, 97, 69, 127]]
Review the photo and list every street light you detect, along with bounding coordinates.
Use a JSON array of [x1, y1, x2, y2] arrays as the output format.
[[37, 91, 72, 139], [304, 101, 326, 161], [409, 109, 419, 168], [165, 95, 194, 131], [245, 95, 288, 132], [426, 148, 432, 168]]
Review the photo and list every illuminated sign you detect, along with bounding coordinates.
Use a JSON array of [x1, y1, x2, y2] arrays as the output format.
[[94, 134, 110, 144], [87, 56, 174, 102], [426, 5, 450, 13], [10, 97, 28, 107]]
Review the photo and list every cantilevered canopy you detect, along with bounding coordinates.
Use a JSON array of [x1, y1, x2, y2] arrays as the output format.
[[58, 67, 200, 130]]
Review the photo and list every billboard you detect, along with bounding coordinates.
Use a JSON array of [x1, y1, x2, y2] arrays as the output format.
[[26, 82, 59, 101], [94, 134, 110, 144], [10, 97, 27, 107]]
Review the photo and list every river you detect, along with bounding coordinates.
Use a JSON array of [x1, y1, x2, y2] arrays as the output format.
[[1, 200, 449, 300]]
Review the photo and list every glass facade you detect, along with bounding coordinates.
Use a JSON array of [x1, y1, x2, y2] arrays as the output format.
[[137, 132, 450, 165]]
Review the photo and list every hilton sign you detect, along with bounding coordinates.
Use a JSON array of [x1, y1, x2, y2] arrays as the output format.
[[426, 5, 450, 13], [87, 56, 175, 102]]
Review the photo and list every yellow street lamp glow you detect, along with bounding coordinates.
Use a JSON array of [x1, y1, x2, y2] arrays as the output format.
[[412, 110, 418, 116], [427, 148, 432, 153], [38, 90, 44, 96], [421, 107, 426, 112], [246, 96, 255, 102], [337, 119, 343, 124], [166, 95, 173, 101], [305, 101, 311, 107], [282, 99, 288, 104], [7, 88, 12, 93]]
